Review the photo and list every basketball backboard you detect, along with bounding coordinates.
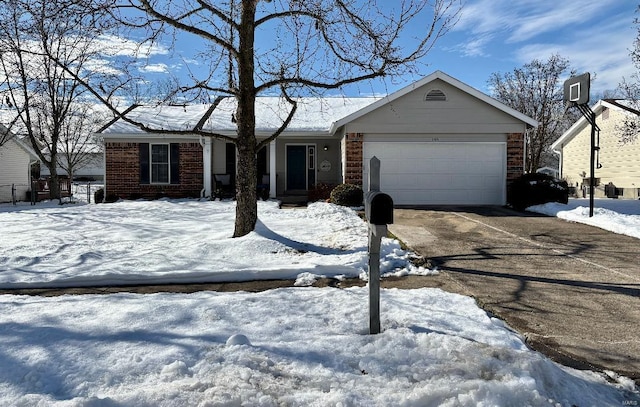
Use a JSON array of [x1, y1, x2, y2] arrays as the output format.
[[563, 72, 590, 105]]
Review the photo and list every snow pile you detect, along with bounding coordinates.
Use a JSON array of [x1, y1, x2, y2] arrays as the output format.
[[528, 198, 640, 239]]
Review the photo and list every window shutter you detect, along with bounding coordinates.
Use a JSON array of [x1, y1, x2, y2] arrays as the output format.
[[170, 143, 180, 184], [139, 143, 150, 184]]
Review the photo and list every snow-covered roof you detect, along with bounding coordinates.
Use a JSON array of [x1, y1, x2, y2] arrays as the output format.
[[100, 97, 380, 135], [101, 71, 538, 137]]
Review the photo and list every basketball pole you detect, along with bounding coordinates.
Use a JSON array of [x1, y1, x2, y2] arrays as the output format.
[[564, 73, 599, 218], [589, 110, 596, 218], [576, 103, 599, 218]]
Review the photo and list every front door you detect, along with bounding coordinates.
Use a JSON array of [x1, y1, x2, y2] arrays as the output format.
[[286, 145, 316, 191]]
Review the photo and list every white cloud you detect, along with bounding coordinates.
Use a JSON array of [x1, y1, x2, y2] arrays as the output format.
[[454, 0, 621, 46], [139, 63, 169, 74], [514, 15, 637, 93], [96, 34, 170, 58], [444, 33, 494, 57]]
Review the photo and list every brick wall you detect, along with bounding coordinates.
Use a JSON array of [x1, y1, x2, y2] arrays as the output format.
[[344, 133, 363, 186], [105, 142, 203, 199], [506, 133, 525, 183]]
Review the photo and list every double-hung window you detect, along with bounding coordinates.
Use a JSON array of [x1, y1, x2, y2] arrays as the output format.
[[139, 142, 179, 185], [151, 144, 170, 183]]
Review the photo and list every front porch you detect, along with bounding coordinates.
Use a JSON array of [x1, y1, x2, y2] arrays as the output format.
[[201, 136, 343, 201]]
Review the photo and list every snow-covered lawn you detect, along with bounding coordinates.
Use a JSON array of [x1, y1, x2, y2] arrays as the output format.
[[0, 199, 430, 289], [0, 196, 638, 405]]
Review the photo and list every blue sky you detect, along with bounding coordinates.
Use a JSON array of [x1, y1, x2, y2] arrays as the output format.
[[135, 0, 637, 99], [430, 0, 637, 95]]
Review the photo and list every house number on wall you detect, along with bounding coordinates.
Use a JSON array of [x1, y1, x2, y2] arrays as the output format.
[[320, 160, 331, 172]]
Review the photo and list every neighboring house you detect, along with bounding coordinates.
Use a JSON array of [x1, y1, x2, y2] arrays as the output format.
[[0, 130, 39, 203], [99, 71, 536, 205], [552, 99, 640, 199], [40, 151, 105, 181]]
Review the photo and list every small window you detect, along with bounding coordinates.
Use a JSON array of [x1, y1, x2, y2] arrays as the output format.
[[425, 89, 446, 101], [151, 144, 170, 183], [308, 146, 315, 170]]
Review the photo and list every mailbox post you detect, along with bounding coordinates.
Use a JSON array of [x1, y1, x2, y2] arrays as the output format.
[[365, 156, 393, 334]]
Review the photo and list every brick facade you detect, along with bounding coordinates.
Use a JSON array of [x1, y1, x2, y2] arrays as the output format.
[[105, 142, 203, 200], [506, 133, 525, 183], [344, 133, 364, 186]]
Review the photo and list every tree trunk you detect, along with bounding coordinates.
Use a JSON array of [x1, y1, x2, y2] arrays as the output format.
[[47, 151, 61, 202], [232, 0, 258, 238], [233, 140, 258, 237]]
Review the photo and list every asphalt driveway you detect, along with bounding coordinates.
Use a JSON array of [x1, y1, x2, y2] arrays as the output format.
[[388, 205, 640, 384]]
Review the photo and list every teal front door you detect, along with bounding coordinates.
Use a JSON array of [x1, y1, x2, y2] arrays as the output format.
[[286, 145, 307, 190]]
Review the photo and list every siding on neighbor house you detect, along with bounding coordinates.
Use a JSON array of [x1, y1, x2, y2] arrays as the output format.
[[0, 139, 32, 202], [560, 107, 640, 198], [105, 141, 203, 199]]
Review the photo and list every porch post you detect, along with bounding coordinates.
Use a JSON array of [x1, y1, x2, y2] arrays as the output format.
[[202, 137, 212, 198], [269, 140, 276, 198]]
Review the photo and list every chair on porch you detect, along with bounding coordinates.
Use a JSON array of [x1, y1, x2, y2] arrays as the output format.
[[213, 174, 234, 199], [257, 174, 270, 201]]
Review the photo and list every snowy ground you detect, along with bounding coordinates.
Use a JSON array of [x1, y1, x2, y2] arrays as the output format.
[[0, 195, 638, 406], [0, 198, 431, 289], [528, 198, 640, 239]]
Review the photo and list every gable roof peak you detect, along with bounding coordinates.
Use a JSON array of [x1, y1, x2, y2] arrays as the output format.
[[331, 70, 538, 131]]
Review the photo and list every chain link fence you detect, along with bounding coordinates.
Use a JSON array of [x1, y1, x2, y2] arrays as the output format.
[[0, 182, 104, 205]]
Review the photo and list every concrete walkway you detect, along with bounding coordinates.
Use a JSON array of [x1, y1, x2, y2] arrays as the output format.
[[389, 205, 640, 384]]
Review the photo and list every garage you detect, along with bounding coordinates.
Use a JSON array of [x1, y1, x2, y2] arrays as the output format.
[[363, 141, 506, 205]]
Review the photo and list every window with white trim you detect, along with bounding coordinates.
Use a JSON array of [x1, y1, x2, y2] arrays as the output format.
[[151, 144, 170, 183], [139, 142, 179, 185]]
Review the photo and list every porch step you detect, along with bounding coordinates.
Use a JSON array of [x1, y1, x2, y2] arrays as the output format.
[[277, 194, 308, 206]]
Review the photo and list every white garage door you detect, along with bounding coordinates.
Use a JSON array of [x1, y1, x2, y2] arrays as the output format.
[[363, 142, 506, 205]]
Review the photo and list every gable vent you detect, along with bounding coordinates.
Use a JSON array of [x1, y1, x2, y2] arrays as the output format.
[[425, 89, 446, 101]]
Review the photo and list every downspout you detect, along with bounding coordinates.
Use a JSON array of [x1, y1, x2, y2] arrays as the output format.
[[523, 128, 528, 174], [199, 135, 206, 198], [552, 146, 562, 179], [199, 135, 212, 199], [102, 145, 106, 203]]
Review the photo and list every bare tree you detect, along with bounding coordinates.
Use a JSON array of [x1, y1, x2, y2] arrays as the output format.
[[0, 123, 15, 148], [80, 0, 461, 237], [0, 0, 122, 200], [616, 5, 640, 144], [57, 103, 107, 181], [488, 55, 579, 173]]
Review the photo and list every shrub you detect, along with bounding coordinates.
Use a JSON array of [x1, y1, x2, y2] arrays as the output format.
[[94, 188, 119, 203], [308, 182, 336, 202], [330, 183, 363, 207], [94, 188, 104, 203], [508, 173, 569, 211]]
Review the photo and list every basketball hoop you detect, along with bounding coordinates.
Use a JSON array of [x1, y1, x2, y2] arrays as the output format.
[[563, 72, 599, 217], [563, 73, 590, 106]]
